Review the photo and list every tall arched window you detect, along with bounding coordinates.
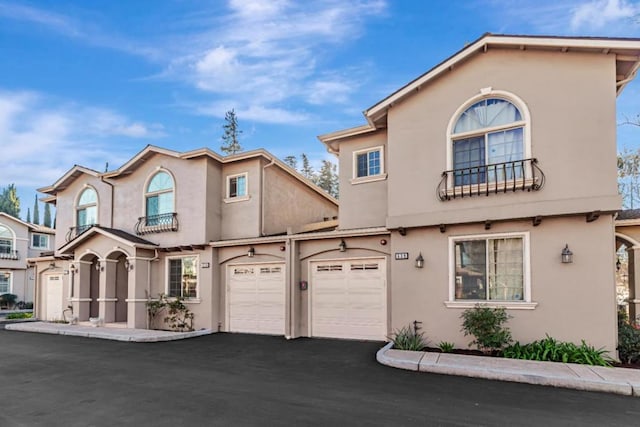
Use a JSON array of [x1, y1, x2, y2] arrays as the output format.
[[76, 188, 98, 234], [0, 225, 13, 256], [451, 97, 526, 185], [146, 171, 174, 225]]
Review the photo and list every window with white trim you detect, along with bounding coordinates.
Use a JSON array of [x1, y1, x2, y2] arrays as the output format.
[[146, 171, 174, 225], [353, 147, 383, 179], [168, 256, 198, 298], [76, 187, 98, 233], [227, 173, 248, 199], [451, 233, 529, 302], [32, 233, 49, 249], [0, 271, 11, 294], [0, 225, 13, 255]]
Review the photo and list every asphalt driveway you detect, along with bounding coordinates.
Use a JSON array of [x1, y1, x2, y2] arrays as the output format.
[[1, 331, 640, 426]]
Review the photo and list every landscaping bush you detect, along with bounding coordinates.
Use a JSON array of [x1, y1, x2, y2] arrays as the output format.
[[389, 324, 427, 351], [503, 335, 612, 366], [6, 312, 33, 319], [438, 341, 455, 353], [618, 309, 640, 364], [146, 293, 194, 332], [0, 293, 18, 308], [460, 305, 512, 354]]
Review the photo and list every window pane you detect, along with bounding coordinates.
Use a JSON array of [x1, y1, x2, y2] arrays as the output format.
[[147, 172, 173, 193], [455, 240, 487, 300], [453, 136, 486, 185], [157, 192, 173, 215], [169, 259, 182, 297], [236, 176, 246, 197], [0, 225, 11, 239], [181, 257, 197, 298], [0, 239, 11, 254], [368, 151, 380, 175], [78, 188, 97, 206], [357, 153, 368, 177], [488, 238, 524, 301], [454, 98, 522, 134], [0, 272, 9, 293]]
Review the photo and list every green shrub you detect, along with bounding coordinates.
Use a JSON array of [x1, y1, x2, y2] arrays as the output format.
[[503, 335, 612, 366], [6, 312, 33, 319], [460, 305, 512, 354], [618, 309, 640, 364], [146, 293, 194, 332], [0, 293, 18, 307], [438, 341, 455, 353], [389, 325, 427, 351]]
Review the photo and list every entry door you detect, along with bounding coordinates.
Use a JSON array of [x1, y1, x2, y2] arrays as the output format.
[[45, 274, 64, 321], [310, 259, 387, 341], [228, 264, 285, 335]]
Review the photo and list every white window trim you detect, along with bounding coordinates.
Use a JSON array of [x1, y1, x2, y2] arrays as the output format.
[[351, 146, 385, 183], [446, 231, 536, 309], [0, 223, 16, 253], [445, 89, 532, 173], [143, 168, 176, 217], [75, 185, 99, 228], [31, 233, 49, 249], [165, 254, 200, 300], [0, 271, 12, 294], [225, 172, 250, 202]]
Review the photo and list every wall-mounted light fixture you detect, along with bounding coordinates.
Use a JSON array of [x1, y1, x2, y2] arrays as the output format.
[[69, 264, 77, 274], [616, 257, 622, 271], [247, 247, 255, 258], [124, 259, 134, 271], [561, 244, 573, 264], [49, 262, 56, 269], [338, 239, 347, 252], [415, 253, 424, 269], [95, 261, 104, 272], [380, 239, 387, 246]]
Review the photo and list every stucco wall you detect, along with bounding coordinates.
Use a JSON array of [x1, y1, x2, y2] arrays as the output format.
[[386, 49, 619, 228], [389, 215, 618, 354], [220, 159, 262, 239]]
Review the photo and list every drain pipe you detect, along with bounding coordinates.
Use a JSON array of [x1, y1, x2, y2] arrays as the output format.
[[146, 249, 160, 329], [261, 157, 276, 237]]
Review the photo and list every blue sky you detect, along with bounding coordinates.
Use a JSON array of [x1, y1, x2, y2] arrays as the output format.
[[1, 0, 640, 219]]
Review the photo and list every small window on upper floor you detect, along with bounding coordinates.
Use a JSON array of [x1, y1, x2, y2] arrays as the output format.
[[146, 171, 174, 225], [0, 225, 14, 257], [76, 187, 98, 234], [352, 146, 386, 184], [226, 173, 248, 202], [31, 233, 49, 249]]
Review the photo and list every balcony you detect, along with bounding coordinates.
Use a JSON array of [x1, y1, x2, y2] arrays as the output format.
[[437, 158, 545, 201], [66, 224, 97, 242], [135, 212, 179, 235], [0, 250, 19, 260]]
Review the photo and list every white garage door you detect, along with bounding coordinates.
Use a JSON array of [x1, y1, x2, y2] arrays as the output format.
[[310, 258, 387, 341], [45, 274, 64, 321], [228, 263, 285, 335]]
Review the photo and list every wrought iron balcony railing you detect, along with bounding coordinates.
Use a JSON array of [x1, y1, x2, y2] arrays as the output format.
[[66, 224, 97, 242], [0, 250, 19, 260], [135, 212, 179, 235], [437, 158, 545, 201]]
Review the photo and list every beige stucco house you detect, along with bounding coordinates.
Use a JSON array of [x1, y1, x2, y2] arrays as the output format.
[[31, 33, 640, 358], [0, 212, 54, 305]]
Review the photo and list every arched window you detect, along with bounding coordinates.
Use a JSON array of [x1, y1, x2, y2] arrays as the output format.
[[145, 171, 174, 225], [450, 96, 527, 185], [0, 225, 13, 255], [76, 188, 97, 234]]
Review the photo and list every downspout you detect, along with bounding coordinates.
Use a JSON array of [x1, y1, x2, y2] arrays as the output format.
[[261, 157, 276, 237], [32, 264, 39, 320], [146, 249, 160, 329]]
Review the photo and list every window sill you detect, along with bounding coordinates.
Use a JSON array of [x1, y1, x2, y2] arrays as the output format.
[[443, 301, 538, 310], [166, 297, 201, 304], [350, 173, 387, 185], [223, 195, 251, 204]]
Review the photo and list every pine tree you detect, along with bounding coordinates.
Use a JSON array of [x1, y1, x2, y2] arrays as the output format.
[[220, 109, 243, 155], [26, 208, 31, 223], [0, 184, 21, 218], [283, 155, 298, 170], [300, 154, 316, 181], [43, 202, 52, 228], [32, 194, 40, 225], [317, 160, 339, 198]]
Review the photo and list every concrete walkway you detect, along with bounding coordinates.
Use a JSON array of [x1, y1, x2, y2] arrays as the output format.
[[5, 321, 212, 342], [377, 342, 640, 397]]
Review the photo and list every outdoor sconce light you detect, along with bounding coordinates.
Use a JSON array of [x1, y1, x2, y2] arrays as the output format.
[[338, 239, 347, 252], [69, 264, 77, 274], [95, 262, 104, 272], [561, 244, 573, 264], [49, 262, 56, 269], [247, 247, 255, 258], [124, 259, 134, 271], [415, 253, 424, 269], [616, 258, 622, 271]]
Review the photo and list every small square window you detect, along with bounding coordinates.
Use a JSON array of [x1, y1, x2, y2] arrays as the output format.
[[32, 234, 48, 249], [227, 174, 248, 199], [353, 147, 383, 179]]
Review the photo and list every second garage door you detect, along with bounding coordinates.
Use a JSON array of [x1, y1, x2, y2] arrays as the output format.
[[228, 263, 285, 335], [310, 258, 387, 341]]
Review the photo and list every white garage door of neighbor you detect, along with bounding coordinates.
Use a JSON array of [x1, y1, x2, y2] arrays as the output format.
[[45, 274, 64, 321], [228, 263, 286, 335], [310, 259, 387, 341]]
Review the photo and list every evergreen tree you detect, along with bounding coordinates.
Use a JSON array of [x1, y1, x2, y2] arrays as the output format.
[[43, 202, 52, 228], [220, 109, 243, 155], [32, 194, 40, 225], [26, 208, 31, 223], [283, 155, 298, 170], [317, 160, 339, 198], [0, 184, 21, 218], [300, 154, 316, 181]]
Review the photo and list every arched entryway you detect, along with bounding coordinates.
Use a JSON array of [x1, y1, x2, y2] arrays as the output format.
[[105, 250, 129, 325]]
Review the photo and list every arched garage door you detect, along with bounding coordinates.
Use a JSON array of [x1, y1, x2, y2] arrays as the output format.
[[310, 258, 387, 341]]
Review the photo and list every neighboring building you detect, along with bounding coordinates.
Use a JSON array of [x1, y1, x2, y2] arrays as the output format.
[[31, 34, 640, 358], [32, 146, 337, 326], [614, 209, 640, 321], [0, 212, 54, 305]]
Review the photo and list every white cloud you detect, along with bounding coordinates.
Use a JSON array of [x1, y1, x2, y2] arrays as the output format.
[[571, 0, 638, 30]]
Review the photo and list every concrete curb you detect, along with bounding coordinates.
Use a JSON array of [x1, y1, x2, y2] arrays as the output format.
[[5, 322, 213, 342], [376, 343, 640, 397]]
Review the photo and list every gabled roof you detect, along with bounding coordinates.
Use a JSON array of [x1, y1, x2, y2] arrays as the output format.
[[37, 165, 101, 195], [101, 145, 184, 179], [319, 33, 640, 151], [58, 226, 157, 254], [0, 212, 34, 229]]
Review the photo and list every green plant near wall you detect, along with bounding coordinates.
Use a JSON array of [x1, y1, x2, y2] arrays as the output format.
[[389, 322, 428, 351], [6, 312, 33, 319], [460, 305, 512, 354], [617, 309, 640, 364], [503, 335, 612, 367], [146, 293, 194, 332], [438, 341, 455, 353]]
